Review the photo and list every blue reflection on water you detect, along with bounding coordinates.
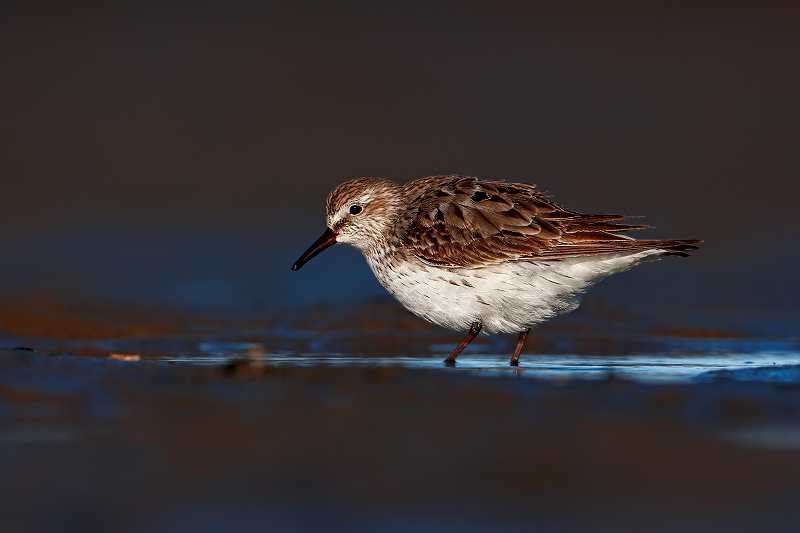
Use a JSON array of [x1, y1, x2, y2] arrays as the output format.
[[160, 345, 800, 384]]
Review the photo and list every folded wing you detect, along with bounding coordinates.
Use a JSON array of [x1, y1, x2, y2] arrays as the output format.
[[400, 175, 700, 268]]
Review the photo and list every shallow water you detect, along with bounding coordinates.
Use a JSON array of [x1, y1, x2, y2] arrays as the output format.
[[161, 348, 800, 383], [3, 299, 800, 533]]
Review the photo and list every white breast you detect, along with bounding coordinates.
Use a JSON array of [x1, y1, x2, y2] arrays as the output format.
[[366, 250, 664, 334]]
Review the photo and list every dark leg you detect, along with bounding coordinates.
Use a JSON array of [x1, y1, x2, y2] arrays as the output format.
[[510, 328, 530, 366], [444, 322, 483, 366]]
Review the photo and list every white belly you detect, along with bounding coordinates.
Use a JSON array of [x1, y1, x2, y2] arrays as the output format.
[[366, 251, 663, 334]]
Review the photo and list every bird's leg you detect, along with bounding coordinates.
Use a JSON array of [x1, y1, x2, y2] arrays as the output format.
[[444, 322, 483, 366], [510, 328, 530, 366]]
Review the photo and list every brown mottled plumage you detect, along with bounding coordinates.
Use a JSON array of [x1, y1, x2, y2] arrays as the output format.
[[400, 175, 698, 266]]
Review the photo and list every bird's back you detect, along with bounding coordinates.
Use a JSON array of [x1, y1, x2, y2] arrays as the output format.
[[397, 175, 699, 268]]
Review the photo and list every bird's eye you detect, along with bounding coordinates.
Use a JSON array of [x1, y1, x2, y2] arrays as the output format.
[[349, 205, 363, 215]]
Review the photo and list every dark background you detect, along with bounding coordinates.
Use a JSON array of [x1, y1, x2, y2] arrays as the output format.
[[1, 0, 799, 311]]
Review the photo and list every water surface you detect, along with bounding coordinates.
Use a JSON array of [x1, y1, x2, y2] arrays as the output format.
[[161, 348, 800, 383]]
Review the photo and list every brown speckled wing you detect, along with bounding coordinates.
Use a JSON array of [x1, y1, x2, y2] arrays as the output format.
[[399, 175, 700, 267]]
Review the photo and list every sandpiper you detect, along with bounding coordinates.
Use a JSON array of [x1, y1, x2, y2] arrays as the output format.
[[292, 175, 700, 366]]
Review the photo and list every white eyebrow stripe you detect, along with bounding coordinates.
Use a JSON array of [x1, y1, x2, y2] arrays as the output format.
[[330, 192, 375, 225], [331, 205, 350, 225], [358, 192, 375, 204]]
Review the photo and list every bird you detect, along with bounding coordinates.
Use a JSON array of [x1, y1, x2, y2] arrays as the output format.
[[292, 175, 700, 366]]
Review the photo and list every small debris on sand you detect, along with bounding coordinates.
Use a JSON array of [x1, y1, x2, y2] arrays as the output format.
[[109, 354, 141, 361]]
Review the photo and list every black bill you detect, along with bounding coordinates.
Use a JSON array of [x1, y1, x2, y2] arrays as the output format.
[[292, 228, 337, 271]]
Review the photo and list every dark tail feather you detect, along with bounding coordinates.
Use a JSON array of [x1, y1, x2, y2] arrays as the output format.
[[658, 239, 702, 257]]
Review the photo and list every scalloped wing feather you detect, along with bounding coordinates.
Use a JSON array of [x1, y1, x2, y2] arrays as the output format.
[[400, 175, 700, 267]]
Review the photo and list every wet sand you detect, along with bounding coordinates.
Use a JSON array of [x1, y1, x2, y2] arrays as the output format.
[[2, 300, 800, 532]]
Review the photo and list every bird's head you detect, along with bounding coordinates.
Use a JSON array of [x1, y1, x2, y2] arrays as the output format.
[[292, 178, 404, 271]]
